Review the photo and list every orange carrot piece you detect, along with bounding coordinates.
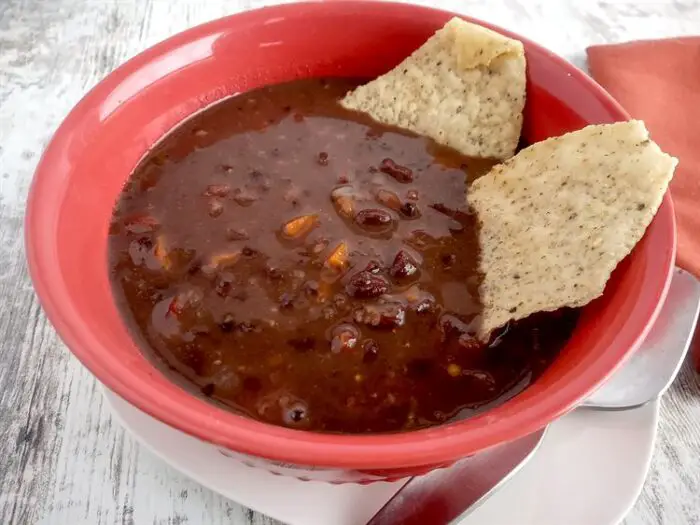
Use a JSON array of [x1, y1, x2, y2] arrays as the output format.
[[326, 241, 348, 271], [153, 235, 171, 270], [208, 251, 241, 269], [282, 214, 319, 239]]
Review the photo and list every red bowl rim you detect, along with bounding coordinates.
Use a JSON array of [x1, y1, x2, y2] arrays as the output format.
[[25, 1, 676, 470]]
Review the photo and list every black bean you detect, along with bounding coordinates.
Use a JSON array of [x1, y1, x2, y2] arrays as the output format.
[[399, 201, 420, 218], [232, 189, 257, 207], [355, 208, 395, 233], [226, 227, 250, 241], [379, 158, 414, 183], [389, 250, 420, 280], [346, 271, 389, 298]]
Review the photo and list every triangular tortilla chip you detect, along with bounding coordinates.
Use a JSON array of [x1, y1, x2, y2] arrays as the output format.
[[467, 120, 677, 340], [341, 17, 526, 160]]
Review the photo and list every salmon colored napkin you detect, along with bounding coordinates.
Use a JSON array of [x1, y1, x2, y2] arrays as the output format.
[[587, 37, 700, 369]]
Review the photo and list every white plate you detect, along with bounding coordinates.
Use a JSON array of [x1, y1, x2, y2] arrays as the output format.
[[105, 389, 658, 525]]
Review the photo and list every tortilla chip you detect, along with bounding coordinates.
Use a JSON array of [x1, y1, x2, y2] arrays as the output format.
[[340, 17, 526, 160], [467, 120, 677, 340]]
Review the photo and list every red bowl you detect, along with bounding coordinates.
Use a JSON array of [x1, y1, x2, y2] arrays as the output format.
[[25, 1, 675, 482]]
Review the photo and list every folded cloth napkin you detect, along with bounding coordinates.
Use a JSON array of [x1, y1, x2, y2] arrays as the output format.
[[587, 37, 700, 369]]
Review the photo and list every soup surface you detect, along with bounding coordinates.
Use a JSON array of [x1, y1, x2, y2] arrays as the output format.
[[109, 78, 578, 434]]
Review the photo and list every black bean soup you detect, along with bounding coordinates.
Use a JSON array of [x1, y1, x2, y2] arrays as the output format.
[[108, 78, 578, 434]]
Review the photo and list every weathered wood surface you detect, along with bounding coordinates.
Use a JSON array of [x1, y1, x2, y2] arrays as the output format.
[[1, 0, 699, 523]]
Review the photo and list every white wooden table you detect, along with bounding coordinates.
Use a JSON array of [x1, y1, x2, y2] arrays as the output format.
[[1, 1, 699, 523]]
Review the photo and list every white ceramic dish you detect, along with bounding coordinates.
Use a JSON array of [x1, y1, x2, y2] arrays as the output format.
[[105, 389, 658, 525]]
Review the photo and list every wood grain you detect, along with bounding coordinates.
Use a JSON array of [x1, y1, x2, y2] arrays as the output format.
[[1, 1, 699, 524]]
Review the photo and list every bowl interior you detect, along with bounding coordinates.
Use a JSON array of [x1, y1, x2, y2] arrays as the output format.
[[26, 1, 675, 469]]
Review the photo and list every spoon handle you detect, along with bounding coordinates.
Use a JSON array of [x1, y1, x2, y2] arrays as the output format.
[[366, 427, 546, 525], [582, 267, 700, 410]]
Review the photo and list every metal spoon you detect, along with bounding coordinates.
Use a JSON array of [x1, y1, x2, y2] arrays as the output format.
[[582, 267, 700, 410], [368, 267, 700, 525]]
